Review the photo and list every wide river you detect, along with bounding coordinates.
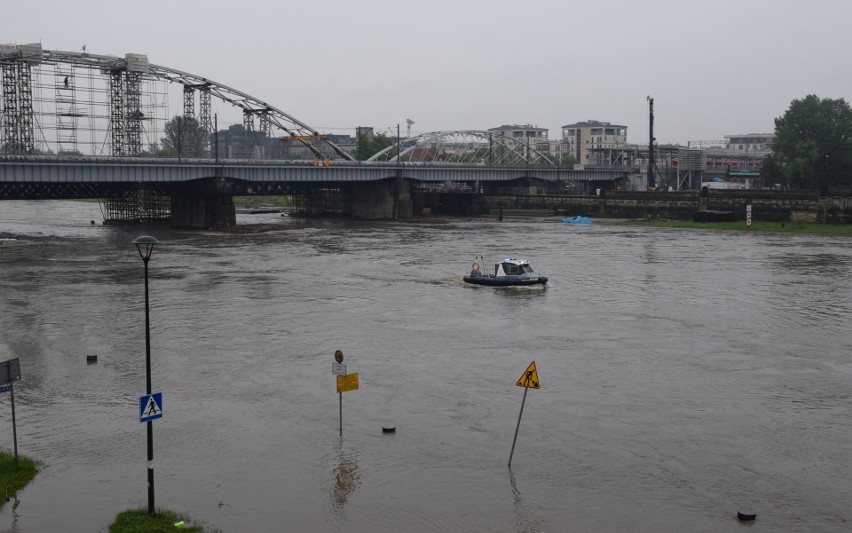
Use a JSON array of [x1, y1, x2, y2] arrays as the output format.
[[0, 201, 850, 532]]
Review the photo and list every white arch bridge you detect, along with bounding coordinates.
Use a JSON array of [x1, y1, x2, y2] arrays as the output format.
[[1, 44, 627, 227]]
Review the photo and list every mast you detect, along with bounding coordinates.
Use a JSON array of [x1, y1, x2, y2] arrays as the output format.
[[647, 96, 656, 190]]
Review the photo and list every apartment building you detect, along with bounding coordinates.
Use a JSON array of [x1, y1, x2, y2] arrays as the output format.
[[724, 133, 774, 155], [487, 124, 550, 158], [561, 120, 628, 165]]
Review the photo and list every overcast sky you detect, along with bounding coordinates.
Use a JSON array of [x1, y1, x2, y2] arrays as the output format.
[[4, 0, 852, 145]]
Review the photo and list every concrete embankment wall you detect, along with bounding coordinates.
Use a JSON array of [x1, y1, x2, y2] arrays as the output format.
[[473, 190, 852, 223]]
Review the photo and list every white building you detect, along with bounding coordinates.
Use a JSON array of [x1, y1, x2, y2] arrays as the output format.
[[561, 120, 628, 165], [724, 133, 774, 155], [487, 124, 550, 159]]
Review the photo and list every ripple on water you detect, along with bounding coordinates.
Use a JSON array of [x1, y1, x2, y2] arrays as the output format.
[[1, 203, 851, 532]]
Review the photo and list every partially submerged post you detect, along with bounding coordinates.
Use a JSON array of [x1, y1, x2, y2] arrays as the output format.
[[333, 350, 359, 436], [508, 361, 540, 467], [132, 235, 159, 514], [1, 358, 22, 464]]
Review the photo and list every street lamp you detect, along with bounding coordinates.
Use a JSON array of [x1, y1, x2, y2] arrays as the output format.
[[133, 235, 159, 513]]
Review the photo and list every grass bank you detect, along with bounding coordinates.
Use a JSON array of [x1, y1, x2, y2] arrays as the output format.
[[233, 195, 293, 209], [612, 218, 852, 236], [110, 509, 217, 533], [0, 450, 38, 507]]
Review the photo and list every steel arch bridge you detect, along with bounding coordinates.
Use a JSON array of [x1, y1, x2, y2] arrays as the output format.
[[367, 130, 555, 166], [1, 45, 564, 168], [0, 43, 353, 160]]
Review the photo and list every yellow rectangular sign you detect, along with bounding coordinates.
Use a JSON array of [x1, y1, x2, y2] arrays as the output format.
[[336, 373, 359, 393]]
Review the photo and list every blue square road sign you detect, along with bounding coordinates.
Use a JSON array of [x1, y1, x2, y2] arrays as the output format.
[[139, 392, 163, 422]]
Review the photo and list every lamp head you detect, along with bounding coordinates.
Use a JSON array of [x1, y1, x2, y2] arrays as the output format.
[[132, 235, 159, 261]]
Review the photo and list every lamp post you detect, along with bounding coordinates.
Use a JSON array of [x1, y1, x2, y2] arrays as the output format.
[[133, 235, 159, 514]]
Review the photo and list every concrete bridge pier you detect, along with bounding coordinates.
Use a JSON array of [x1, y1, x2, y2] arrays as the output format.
[[350, 177, 412, 220], [170, 178, 236, 229]]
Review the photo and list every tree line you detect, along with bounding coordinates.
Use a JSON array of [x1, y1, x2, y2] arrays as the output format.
[[761, 95, 852, 190]]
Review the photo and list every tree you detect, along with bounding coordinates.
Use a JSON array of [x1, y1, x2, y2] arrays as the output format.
[[158, 116, 209, 157], [353, 132, 393, 161], [560, 154, 578, 166], [769, 95, 852, 190]]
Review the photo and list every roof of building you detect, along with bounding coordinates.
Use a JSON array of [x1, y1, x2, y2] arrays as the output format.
[[723, 133, 775, 139], [488, 124, 548, 132], [561, 120, 627, 129]]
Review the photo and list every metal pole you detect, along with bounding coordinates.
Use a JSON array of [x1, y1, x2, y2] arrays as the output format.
[[508, 387, 529, 467], [143, 257, 155, 513], [214, 114, 219, 164], [395, 123, 402, 220], [339, 392, 343, 437], [648, 97, 656, 190], [8, 372, 18, 465]]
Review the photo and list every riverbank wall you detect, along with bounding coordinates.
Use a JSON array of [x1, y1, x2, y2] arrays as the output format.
[[469, 189, 851, 223]]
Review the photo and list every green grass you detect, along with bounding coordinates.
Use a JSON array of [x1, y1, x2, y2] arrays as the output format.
[[109, 509, 216, 533], [233, 195, 293, 208], [612, 218, 852, 236], [0, 450, 39, 507]]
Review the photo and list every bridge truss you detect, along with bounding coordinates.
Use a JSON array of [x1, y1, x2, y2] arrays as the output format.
[[367, 130, 555, 166], [0, 44, 353, 160]]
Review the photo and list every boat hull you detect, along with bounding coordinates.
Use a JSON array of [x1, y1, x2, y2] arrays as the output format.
[[463, 275, 548, 286]]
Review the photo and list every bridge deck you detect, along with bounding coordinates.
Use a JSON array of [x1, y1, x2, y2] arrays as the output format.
[[1, 157, 627, 185]]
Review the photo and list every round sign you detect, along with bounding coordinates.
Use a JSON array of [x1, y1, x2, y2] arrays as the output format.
[[334, 350, 344, 363]]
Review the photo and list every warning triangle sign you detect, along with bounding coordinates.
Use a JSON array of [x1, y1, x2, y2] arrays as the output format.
[[516, 361, 540, 389]]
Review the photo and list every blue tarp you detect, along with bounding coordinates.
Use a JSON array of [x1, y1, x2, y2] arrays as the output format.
[[562, 216, 592, 224]]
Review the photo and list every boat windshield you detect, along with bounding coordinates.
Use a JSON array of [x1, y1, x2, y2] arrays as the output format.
[[502, 263, 526, 275]]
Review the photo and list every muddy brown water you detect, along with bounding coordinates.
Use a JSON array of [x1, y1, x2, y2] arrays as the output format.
[[1, 201, 850, 532]]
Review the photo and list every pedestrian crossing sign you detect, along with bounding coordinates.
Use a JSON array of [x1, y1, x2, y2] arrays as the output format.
[[516, 361, 540, 389], [140, 392, 163, 422]]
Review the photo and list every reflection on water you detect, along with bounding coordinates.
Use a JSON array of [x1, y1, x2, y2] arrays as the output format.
[[7, 498, 20, 533], [509, 469, 546, 533], [0, 202, 851, 532], [327, 439, 360, 522]]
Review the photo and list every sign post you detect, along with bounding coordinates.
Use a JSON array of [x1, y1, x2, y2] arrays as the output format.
[[1, 358, 22, 464], [337, 350, 344, 436], [331, 349, 359, 436], [509, 361, 540, 468], [746, 204, 752, 229], [335, 373, 359, 437]]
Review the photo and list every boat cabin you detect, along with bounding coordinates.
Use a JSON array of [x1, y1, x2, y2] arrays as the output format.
[[495, 258, 536, 277]]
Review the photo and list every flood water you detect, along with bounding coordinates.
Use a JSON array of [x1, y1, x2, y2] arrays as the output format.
[[1, 200, 851, 532]]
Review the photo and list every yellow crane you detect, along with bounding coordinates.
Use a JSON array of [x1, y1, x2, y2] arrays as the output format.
[[280, 134, 332, 165], [281, 134, 327, 143]]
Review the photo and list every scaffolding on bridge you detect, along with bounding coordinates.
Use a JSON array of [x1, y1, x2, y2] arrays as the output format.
[[288, 184, 348, 217], [1, 44, 170, 156], [99, 186, 171, 224]]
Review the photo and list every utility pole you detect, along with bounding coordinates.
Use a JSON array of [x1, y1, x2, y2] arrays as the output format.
[[395, 124, 401, 220], [647, 96, 656, 190]]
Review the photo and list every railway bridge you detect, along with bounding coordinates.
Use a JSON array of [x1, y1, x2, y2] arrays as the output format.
[[1, 44, 627, 227]]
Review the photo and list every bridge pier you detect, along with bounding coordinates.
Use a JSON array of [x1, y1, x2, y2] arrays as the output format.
[[351, 177, 412, 220], [170, 179, 236, 229]]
